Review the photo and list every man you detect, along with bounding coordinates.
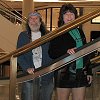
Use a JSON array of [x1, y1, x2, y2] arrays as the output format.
[[17, 11, 54, 100]]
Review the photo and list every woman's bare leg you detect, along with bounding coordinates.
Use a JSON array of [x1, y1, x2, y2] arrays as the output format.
[[72, 87, 86, 100], [57, 88, 71, 100]]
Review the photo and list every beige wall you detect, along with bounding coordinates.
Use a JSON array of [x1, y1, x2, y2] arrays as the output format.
[[0, 15, 22, 52]]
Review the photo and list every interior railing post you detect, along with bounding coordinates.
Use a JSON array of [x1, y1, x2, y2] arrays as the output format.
[[9, 56, 17, 100]]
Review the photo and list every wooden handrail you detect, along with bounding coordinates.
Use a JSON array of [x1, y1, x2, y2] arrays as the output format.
[[0, 0, 27, 22], [16, 37, 100, 83], [0, 8, 100, 64], [91, 55, 100, 63], [0, 37, 99, 85]]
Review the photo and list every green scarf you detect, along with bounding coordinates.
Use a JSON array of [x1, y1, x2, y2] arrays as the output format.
[[69, 28, 83, 69]]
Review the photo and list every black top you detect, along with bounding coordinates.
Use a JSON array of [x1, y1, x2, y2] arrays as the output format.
[[48, 28, 92, 75]]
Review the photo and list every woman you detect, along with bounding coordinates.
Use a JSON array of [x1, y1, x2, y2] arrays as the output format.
[[48, 3, 93, 100]]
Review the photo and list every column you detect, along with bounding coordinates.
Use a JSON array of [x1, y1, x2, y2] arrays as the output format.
[[22, 0, 34, 18], [22, 0, 34, 30]]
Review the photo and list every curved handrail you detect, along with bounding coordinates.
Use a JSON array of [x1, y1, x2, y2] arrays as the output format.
[[91, 55, 100, 63], [17, 38, 100, 83], [0, 0, 27, 23], [0, 8, 100, 64], [0, 7, 26, 24], [0, 37, 99, 85], [0, 0, 22, 17]]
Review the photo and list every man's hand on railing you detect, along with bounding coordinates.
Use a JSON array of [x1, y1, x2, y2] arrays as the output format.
[[27, 68, 35, 74]]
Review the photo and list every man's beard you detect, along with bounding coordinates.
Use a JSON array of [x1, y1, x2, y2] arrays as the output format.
[[29, 22, 41, 32]]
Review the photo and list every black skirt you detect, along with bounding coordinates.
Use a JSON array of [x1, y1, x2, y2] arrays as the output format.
[[54, 66, 90, 88]]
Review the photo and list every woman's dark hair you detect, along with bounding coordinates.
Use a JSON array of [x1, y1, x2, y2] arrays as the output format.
[[26, 14, 47, 40], [58, 3, 78, 27]]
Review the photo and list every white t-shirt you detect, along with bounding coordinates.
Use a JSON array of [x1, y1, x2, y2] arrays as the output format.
[[31, 31, 42, 69]]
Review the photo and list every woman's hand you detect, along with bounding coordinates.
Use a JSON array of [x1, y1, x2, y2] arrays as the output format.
[[67, 47, 76, 54], [87, 75, 93, 84], [27, 68, 35, 74]]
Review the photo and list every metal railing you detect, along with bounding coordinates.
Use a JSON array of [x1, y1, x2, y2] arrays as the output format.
[[0, 0, 26, 24]]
